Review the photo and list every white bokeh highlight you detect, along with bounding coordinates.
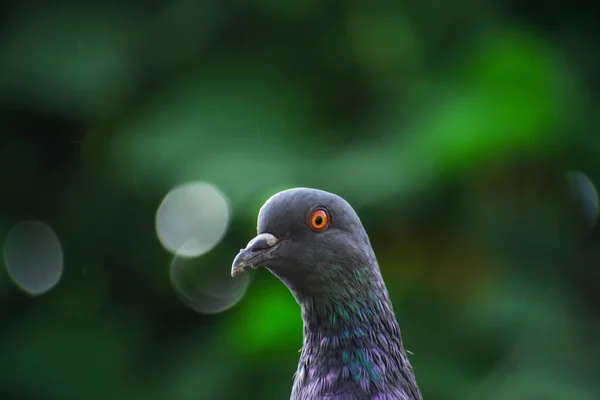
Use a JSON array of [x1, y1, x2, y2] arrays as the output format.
[[156, 181, 230, 257], [3, 220, 63, 296], [566, 170, 599, 228], [170, 240, 251, 314]]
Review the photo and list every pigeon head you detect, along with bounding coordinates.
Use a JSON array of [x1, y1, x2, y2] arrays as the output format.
[[232, 188, 376, 297], [232, 188, 423, 399]]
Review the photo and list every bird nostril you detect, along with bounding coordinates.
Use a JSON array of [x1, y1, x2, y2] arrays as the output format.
[[249, 241, 272, 252]]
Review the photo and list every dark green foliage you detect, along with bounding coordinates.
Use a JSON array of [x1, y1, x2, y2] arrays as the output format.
[[1, 0, 600, 399]]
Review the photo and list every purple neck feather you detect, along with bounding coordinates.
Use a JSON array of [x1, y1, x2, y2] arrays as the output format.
[[289, 265, 422, 400]]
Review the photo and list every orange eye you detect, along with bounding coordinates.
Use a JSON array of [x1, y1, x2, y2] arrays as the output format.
[[309, 209, 329, 231]]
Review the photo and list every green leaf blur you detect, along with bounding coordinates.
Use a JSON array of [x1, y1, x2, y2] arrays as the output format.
[[1, 1, 599, 399]]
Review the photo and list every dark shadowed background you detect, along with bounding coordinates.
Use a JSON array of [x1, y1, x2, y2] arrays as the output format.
[[1, 1, 599, 399]]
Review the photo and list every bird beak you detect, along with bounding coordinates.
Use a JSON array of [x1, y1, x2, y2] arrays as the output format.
[[231, 233, 280, 277]]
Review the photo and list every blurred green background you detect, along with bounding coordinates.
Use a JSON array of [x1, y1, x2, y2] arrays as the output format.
[[1, 0, 600, 399]]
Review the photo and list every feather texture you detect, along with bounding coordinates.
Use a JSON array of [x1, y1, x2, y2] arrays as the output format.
[[291, 264, 422, 400], [232, 188, 422, 400]]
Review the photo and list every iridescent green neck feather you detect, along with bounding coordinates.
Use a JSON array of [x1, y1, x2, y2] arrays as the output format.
[[290, 264, 422, 400]]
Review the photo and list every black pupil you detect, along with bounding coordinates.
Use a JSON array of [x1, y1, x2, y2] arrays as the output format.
[[314, 216, 323, 226]]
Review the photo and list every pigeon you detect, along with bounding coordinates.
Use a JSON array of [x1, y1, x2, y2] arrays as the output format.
[[232, 188, 422, 400]]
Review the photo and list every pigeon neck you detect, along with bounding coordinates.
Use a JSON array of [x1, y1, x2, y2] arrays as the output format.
[[299, 272, 401, 348], [292, 266, 422, 399]]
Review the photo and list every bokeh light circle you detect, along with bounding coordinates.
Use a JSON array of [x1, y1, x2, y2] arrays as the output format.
[[3, 220, 63, 296], [156, 181, 230, 257], [170, 242, 251, 314], [566, 170, 599, 228]]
